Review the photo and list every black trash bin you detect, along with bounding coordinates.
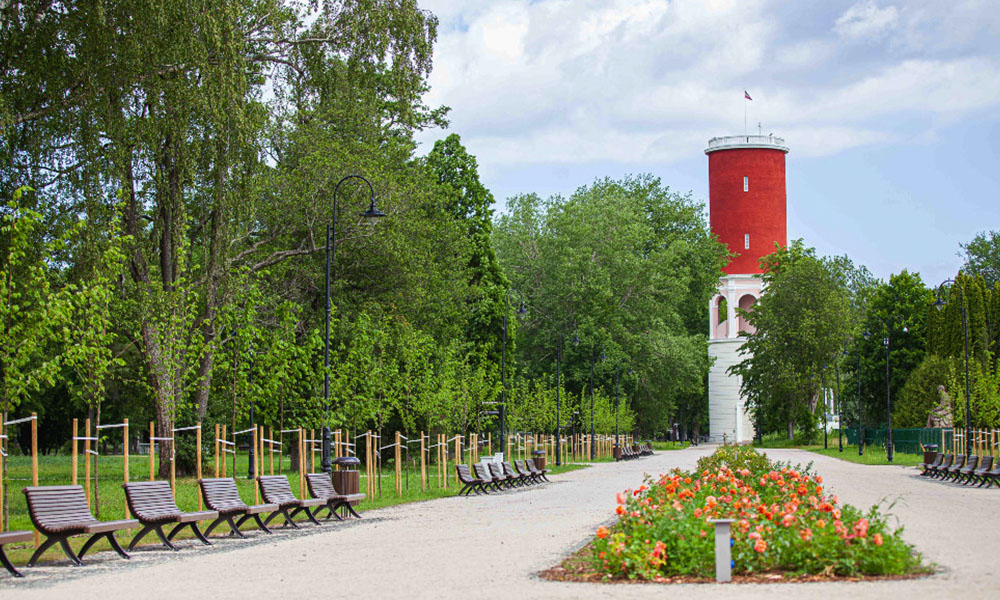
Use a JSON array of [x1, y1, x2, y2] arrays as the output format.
[[923, 444, 938, 466], [532, 450, 546, 471]]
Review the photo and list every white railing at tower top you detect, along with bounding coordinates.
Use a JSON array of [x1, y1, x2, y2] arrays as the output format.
[[705, 135, 789, 153]]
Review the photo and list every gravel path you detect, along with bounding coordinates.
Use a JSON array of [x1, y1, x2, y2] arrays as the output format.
[[4, 445, 999, 599]]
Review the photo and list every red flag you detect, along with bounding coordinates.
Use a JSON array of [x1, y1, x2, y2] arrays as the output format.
[[744, 90, 752, 101]]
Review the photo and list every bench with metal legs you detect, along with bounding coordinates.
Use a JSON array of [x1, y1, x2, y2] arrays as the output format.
[[258, 475, 324, 528], [123, 480, 218, 551], [22, 485, 138, 567], [305, 473, 365, 519], [0, 530, 33, 577], [198, 478, 279, 538]]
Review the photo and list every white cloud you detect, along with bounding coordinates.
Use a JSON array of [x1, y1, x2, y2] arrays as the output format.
[[416, 0, 1000, 171], [833, 1, 900, 41]]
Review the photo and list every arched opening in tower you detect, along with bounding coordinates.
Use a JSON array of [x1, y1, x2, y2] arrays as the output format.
[[714, 296, 729, 339], [737, 294, 757, 335]]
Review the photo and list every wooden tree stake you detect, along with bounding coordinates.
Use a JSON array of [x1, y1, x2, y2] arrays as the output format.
[[32, 412, 39, 546], [149, 421, 155, 481], [124, 419, 131, 519], [395, 431, 402, 496], [420, 431, 426, 491], [84, 417, 91, 506], [71, 418, 78, 485]]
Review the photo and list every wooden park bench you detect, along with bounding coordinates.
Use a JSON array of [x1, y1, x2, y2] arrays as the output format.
[[456, 464, 487, 496], [943, 454, 967, 481], [22, 485, 138, 567], [257, 475, 324, 528], [513, 460, 539, 484], [920, 452, 944, 476], [305, 473, 365, 519], [122, 481, 218, 551], [972, 456, 994, 487], [980, 460, 1000, 488], [198, 478, 279, 538], [488, 462, 512, 489], [957, 455, 980, 484], [1, 530, 33, 577], [502, 461, 529, 487], [473, 463, 501, 492], [526, 457, 550, 482], [929, 453, 954, 479]]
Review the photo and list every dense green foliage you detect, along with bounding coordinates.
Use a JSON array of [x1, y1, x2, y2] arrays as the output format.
[[590, 446, 923, 580], [730, 241, 866, 440], [960, 230, 1000, 287], [493, 176, 727, 439]]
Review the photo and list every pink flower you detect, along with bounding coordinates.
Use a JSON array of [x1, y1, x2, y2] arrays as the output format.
[[800, 528, 813, 542], [754, 538, 767, 553], [782, 513, 796, 528], [873, 533, 883, 546], [616, 492, 626, 505], [854, 518, 869, 538]]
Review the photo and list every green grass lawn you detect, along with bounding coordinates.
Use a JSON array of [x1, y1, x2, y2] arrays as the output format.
[[651, 441, 689, 451], [754, 440, 924, 467], [0, 453, 589, 566]]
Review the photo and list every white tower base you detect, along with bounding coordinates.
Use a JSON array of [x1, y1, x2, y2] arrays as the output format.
[[707, 274, 761, 443]]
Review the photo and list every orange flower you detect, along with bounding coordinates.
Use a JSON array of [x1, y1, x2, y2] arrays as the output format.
[[616, 492, 626, 504], [700, 529, 707, 538], [694, 508, 703, 518], [873, 533, 883, 546], [796, 485, 808, 496], [800, 527, 813, 542], [616, 505, 625, 515], [754, 538, 767, 553], [816, 476, 823, 484], [815, 486, 823, 495], [815, 519, 827, 529]]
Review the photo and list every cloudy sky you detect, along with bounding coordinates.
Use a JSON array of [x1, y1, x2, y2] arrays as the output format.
[[413, 0, 1000, 284]]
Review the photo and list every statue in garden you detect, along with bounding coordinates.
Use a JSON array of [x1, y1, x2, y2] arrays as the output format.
[[926, 385, 953, 428]]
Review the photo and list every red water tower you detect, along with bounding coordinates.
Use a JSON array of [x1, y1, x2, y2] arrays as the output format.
[[705, 135, 789, 274]]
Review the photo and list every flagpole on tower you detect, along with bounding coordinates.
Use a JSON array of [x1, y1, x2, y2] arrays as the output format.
[[743, 90, 752, 135]]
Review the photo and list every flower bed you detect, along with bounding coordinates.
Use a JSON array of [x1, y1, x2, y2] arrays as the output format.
[[589, 446, 925, 580]]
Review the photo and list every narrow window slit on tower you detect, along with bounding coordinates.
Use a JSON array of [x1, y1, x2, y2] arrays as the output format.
[[744, 234, 750, 250], [743, 176, 749, 192]]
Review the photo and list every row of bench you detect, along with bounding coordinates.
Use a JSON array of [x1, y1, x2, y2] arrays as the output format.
[[456, 458, 549, 495], [920, 453, 1000, 486], [616, 443, 653, 461], [0, 473, 364, 578]]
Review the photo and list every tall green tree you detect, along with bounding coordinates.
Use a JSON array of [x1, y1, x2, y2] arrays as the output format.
[[424, 134, 508, 365], [493, 175, 726, 435], [731, 240, 854, 440], [960, 230, 1000, 288]]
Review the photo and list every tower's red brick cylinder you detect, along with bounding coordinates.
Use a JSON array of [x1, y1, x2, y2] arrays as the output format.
[[706, 136, 789, 275]]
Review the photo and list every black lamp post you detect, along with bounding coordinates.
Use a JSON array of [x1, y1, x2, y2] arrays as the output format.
[[554, 325, 580, 466], [323, 175, 387, 473], [835, 346, 847, 452], [572, 411, 580, 461], [820, 365, 828, 450], [935, 278, 971, 458], [867, 316, 906, 462], [856, 336, 864, 456], [247, 352, 256, 480], [500, 289, 527, 458], [613, 359, 631, 450], [588, 344, 605, 460]]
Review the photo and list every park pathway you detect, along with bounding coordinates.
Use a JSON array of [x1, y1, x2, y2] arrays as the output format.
[[4, 445, 999, 599]]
